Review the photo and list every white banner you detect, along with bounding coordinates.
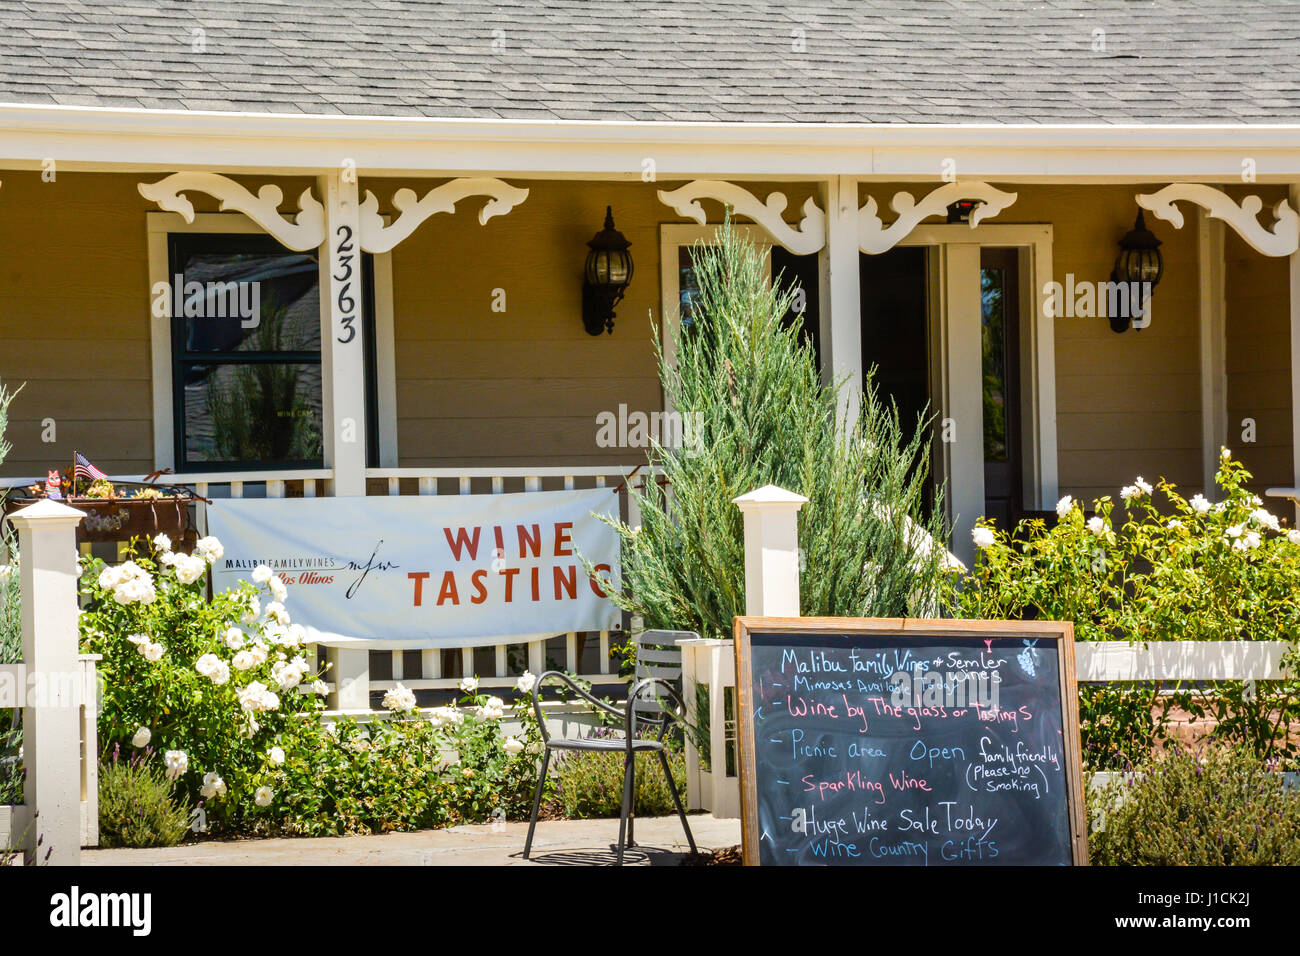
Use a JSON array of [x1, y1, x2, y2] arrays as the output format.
[[205, 488, 622, 649]]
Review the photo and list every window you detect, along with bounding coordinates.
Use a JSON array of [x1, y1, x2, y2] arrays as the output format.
[[165, 234, 380, 472]]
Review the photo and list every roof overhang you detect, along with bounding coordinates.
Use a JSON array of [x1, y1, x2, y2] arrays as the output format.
[[3, 102, 1300, 182]]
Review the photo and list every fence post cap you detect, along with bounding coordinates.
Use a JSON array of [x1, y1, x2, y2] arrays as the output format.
[[7, 498, 87, 526], [732, 484, 808, 511]]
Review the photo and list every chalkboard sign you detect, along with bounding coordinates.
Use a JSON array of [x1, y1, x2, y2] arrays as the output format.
[[734, 617, 1087, 866]]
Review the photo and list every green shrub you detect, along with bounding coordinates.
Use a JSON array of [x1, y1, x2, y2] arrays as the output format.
[[80, 538, 329, 834], [960, 452, 1300, 768], [597, 221, 954, 639], [1090, 743, 1300, 865], [267, 679, 543, 837], [551, 732, 688, 819], [98, 748, 192, 848]]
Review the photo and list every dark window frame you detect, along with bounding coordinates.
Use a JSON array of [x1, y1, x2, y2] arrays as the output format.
[[167, 233, 379, 473]]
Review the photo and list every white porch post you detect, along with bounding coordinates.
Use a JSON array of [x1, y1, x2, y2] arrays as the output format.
[[11, 499, 86, 866], [821, 176, 863, 432], [318, 171, 368, 497], [318, 171, 370, 709], [1198, 209, 1228, 497], [732, 484, 807, 617], [939, 243, 986, 567], [1290, 184, 1300, 524]]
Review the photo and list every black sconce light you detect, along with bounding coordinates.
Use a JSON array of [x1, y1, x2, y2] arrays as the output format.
[[582, 206, 633, 335], [1108, 209, 1164, 333]]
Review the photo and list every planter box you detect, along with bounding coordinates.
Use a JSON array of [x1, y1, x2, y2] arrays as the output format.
[[4, 492, 197, 551]]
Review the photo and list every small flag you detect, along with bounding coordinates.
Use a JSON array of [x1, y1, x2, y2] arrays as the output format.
[[73, 451, 107, 482]]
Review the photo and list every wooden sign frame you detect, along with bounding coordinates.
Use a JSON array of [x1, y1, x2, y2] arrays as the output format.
[[733, 616, 1088, 866]]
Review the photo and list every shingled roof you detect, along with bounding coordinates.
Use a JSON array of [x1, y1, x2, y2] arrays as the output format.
[[1, 0, 1298, 124]]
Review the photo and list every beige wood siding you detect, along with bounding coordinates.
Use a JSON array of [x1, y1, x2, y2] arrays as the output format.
[[1223, 185, 1293, 497], [1008, 185, 1204, 503], [0, 172, 154, 478]]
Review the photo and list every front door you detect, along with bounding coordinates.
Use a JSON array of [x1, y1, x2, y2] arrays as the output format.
[[979, 248, 1023, 530]]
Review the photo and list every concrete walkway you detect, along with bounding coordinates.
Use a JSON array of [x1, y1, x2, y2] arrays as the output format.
[[83, 814, 741, 866]]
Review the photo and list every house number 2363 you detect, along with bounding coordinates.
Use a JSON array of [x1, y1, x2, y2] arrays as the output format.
[[334, 224, 358, 344]]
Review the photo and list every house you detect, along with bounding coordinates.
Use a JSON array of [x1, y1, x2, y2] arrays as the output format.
[[2, 1, 1299, 702]]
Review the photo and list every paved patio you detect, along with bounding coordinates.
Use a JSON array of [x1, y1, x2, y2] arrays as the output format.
[[82, 814, 741, 866]]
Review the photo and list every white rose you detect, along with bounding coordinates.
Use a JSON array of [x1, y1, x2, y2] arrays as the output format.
[[164, 749, 189, 780], [223, 626, 245, 649], [173, 553, 207, 585], [264, 601, 290, 626], [1250, 508, 1280, 531], [1087, 516, 1106, 535], [1289, 530, 1300, 545], [254, 785, 274, 808], [503, 737, 525, 756], [383, 682, 418, 713], [153, 533, 172, 554], [252, 565, 273, 584], [1189, 494, 1212, 514], [195, 536, 224, 564], [269, 576, 288, 603], [476, 696, 506, 720], [268, 746, 285, 766], [200, 771, 227, 799], [1221, 447, 1232, 460], [131, 726, 152, 748], [241, 595, 261, 625], [195, 653, 229, 684], [1055, 495, 1074, 519], [459, 676, 479, 694], [516, 671, 537, 695], [971, 526, 996, 550], [139, 640, 165, 662]]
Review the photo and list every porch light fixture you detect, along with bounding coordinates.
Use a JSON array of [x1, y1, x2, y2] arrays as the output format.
[[582, 206, 633, 335], [1109, 210, 1164, 333]]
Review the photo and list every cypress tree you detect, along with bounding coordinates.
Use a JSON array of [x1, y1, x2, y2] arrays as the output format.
[[600, 221, 957, 639]]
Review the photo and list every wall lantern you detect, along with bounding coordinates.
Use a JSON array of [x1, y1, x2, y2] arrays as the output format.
[[1108, 209, 1164, 333], [582, 206, 633, 335]]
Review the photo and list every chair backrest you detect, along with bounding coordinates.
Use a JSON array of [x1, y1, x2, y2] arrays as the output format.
[[630, 629, 695, 728]]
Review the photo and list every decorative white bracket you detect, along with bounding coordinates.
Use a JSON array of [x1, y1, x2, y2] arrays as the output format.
[[1136, 184, 1300, 257], [858, 182, 1019, 254], [138, 172, 326, 251], [356, 178, 530, 254], [139, 173, 530, 254], [657, 180, 827, 255]]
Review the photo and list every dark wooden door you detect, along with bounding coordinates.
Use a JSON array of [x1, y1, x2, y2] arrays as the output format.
[[979, 248, 1023, 531]]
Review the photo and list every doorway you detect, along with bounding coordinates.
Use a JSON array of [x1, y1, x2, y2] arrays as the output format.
[[859, 243, 1028, 534]]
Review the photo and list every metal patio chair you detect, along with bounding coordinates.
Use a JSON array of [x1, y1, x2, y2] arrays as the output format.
[[522, 665, 696, 865]]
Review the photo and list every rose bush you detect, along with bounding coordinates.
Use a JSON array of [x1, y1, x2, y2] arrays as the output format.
[[81, 536, 329, 833], [959, 451, 1300, 768]]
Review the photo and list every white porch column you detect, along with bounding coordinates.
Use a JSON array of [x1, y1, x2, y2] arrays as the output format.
[[318, 171, 370, 708], [1290, 183, 1300, 524], [11, 499, 86, 866], [318, 170, 368, 498], [732, 484, 807, 617], [1197, 209, 1228, 497], [821, 176, 863, 432], [938, 243, 986, 568]]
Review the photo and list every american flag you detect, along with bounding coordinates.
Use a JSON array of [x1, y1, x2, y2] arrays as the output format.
[[73, 451, 107, 482]]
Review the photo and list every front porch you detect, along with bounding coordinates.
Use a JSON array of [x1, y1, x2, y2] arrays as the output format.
[[3, 140, 1300, 708]]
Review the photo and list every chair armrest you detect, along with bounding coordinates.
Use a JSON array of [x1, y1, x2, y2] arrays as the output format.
[[532, 670, 625, 743]]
